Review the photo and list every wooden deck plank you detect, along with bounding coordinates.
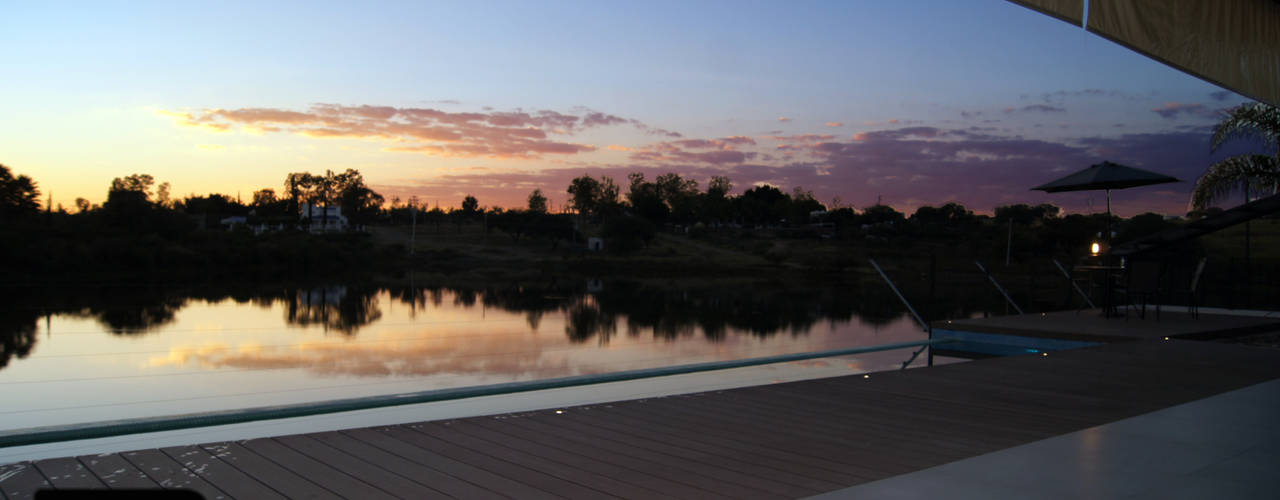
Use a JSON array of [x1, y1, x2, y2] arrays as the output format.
[[198, 442, 334, 500], [454, 411, 744, 497], [120, 449, 228, 499], [743, 381, 1083, 439], [161, 445, 286, 500], [620, 389, 959, 466], [76, 453, 158, 489], [273, 434, 449, 499], [240, 437, 398, 500], [677, 386, 1033, 458], [520, 408, 843, 495], [592, 393, 977, 478], [490, 410, 796, 498], [4, 340, 1280, 500], [573, 396, 893, 480], [309, 430, 507, 500], [612, 393, 951, 477], [32, 457, 105, 489], [539, 404, 870, 485], [454, 417, 716, 500], [545, 406, 849, 492], [342, 427, 561, 500], [394, 424, 617, 500], [0, 463, 49, 500], [420, 420, 668, 499]]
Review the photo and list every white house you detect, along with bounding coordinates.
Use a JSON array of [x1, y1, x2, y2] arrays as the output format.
[[301, 203, 348, 232]]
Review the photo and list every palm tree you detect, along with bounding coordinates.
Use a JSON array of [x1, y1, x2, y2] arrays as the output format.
[[1190, 102, 1280, 210]]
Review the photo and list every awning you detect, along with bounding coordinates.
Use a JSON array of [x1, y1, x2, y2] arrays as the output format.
[[1007, 0, 1084, 26], [1008, 1, 1280, 107]]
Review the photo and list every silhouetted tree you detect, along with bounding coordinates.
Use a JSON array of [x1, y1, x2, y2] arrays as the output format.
[[284, 172, 312, 218], [567, 174, 620, 220], [788, 186, 825, 224], [700, 175, 734, 224], [0, 164, 40, 219], [102, 173, 156, 226], [737, 184, 789, 225], [602, 215, 655, 254], [994, 203, 1060, 226], [461, 195, 479, 214], [910, 202, 977, 236], [626, 173, 668, 223], [527, 189, 548, 213], [332, 169, 384, 226]]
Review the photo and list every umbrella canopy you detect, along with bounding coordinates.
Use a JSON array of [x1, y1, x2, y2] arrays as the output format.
[[1032, 161, 1180, 193]]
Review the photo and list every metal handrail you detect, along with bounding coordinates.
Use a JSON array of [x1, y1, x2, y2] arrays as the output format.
[[869, 258, 930, 332], [1053, 258, 1097, 309], [975, 261, 1024, 315], [0, 338, 954, 448]]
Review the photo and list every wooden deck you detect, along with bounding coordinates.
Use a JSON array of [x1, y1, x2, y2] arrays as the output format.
[[935, 309, 1280, 343], [4, 339, 1280, 499]]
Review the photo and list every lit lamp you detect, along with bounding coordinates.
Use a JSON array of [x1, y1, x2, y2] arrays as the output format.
[[1090, 241, 1101, 256]]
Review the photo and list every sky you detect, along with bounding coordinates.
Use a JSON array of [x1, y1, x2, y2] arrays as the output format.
[[0, 0, 1266, 216]]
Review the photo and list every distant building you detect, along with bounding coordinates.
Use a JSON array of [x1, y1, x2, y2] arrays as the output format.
[[301, 203, 348, 232], [219, 215, 248, 230]]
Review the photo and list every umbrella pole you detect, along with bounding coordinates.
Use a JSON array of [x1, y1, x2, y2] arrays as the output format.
[[1105, 189, 1111, 242]]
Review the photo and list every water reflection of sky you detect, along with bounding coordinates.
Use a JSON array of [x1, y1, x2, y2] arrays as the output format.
[[0, 286, 935, 431]]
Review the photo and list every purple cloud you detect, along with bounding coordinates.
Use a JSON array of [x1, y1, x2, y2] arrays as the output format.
[[1151, 102, 1218, 120], [1005, 104, 1066, 114], [1208, 90, 1233, 101]]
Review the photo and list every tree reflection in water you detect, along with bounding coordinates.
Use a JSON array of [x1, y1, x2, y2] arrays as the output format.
[[0, 308, 36, 369], [0, 277, 1003, 373], [283, 286, 382, 335]]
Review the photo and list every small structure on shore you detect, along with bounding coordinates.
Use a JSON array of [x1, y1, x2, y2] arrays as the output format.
[[301, 203, 349, 232]]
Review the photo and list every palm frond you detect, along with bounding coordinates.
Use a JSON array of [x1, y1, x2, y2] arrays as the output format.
[[1210, 102, 1280, 152], [1190, 155, 1280, 209]]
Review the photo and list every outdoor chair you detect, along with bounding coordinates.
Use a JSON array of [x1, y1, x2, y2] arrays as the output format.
[[1167, 257, 1207, 319], [1122, 260, 1163, 320]]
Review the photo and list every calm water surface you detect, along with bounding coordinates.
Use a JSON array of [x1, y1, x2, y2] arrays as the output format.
[[0, 280, 969, 431]]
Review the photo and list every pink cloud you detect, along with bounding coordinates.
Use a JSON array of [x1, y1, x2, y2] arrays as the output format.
[[160, 104, 672, 159], [825, 122, 844, 127]]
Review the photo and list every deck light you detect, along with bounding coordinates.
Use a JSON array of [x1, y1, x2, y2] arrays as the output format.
[[555, 410, 564, 414], [1042, 352, 1048, 357], [863, 374, 870, 379], [1090, 241, 1101, 255], [1163, 337, 1169, 341]]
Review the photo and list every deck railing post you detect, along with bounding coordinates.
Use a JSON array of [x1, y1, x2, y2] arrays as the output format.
[[976, 261, 1024, 315], [869, 258, 930, 332], [1053, 259, 1096, 309]]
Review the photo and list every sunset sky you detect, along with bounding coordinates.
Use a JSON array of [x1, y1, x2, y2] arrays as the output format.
[[1, 0, 1264, 216]]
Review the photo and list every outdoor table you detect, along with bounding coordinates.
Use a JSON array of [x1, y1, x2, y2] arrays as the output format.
[[1075, 264, 1126, 318]]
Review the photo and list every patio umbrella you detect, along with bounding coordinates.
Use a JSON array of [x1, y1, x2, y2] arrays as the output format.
[[1032, 161, 1180, 220]]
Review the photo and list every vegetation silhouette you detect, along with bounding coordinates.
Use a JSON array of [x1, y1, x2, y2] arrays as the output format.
[[1191, 102, 1279, 209]]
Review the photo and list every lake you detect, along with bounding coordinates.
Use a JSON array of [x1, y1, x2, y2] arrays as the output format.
[[0, 278, 985, 435]]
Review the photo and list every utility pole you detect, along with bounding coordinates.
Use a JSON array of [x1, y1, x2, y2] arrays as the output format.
[[409, 196, 418, 256], [1005, 219, 1013, 266]]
